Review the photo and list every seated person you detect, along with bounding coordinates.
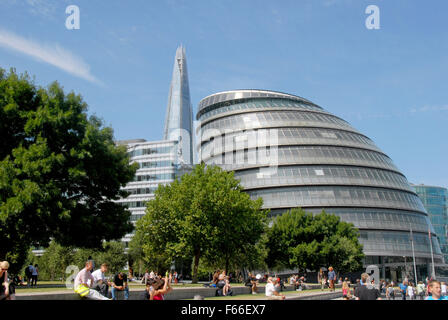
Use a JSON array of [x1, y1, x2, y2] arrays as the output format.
[[265, 277, 285, 300], [150, 274, 173, 300], [13, 275, 25, 286], [91, 263, 111, 297], [215, 274, 233, 296], [142, 279, 155, 300], [111, 272, 129, 300], [0, 261, 15, 300]]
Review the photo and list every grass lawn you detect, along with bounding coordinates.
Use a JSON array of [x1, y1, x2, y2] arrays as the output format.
[[15, 287, 73, 294], [14, 281, 247, 293]]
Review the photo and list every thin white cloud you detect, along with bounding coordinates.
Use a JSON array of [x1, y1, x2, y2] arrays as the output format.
[[26, 0, 57, 18], [0, 28, 102, 85], [410, 105, 448, 113]]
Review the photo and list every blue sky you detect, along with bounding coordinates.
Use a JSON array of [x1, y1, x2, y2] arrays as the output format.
[[0, 0, 447, 187]]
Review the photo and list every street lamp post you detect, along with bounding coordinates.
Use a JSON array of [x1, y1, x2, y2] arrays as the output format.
[[403, 256, 407, 280], [410, 228, 418, 285]]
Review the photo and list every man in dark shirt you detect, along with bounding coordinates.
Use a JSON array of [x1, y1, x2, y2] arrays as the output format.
[[355, 273, 382, 300], [111, 272, 129, 300]]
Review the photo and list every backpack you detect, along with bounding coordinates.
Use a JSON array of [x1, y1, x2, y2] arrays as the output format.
[[25, 265, 32, 278]]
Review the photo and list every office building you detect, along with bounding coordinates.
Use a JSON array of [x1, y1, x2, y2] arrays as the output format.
[[196, 89, 443, 280]]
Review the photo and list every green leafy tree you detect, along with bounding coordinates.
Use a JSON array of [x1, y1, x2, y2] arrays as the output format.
[[266, 208, 364, 273], [72, 247, 98, 270], [0, 68, 138, 273], [134, 163, 267, 283], [128, 229, 171, 275], [39, 241, 75, 281], [96, 241, 128, 275]]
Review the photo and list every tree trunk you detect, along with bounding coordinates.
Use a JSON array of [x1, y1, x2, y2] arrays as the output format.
[[192, 249, 200, 284]]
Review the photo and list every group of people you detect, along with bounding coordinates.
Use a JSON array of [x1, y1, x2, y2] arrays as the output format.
[[383, 279, 447, 300], [73, 260, 174, 301], [289, 275, 306, 291], [142, 270, 180, 284], [142, 273, 173, 300], [317, 266, 337, 291], [207, 270, 233, 296], [24, 263, 39, 287], [338, 273, 448, 301], [1, 260, 44, 300]]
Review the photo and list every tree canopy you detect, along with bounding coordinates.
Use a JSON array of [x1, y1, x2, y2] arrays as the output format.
[[265, 208, 364, 273], [26, 240, 128, 281], [132, 163, 268, 282], [0, 68, 137, 272]]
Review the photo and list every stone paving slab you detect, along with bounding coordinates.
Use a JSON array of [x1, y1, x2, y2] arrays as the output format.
[[15, 287, 343, 301]]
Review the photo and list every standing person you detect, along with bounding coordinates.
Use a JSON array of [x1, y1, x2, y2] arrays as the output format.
[[416, 281, 426, 300], [399, 280, 408, 301], [327, 267, 336, 292], [25, 263, 33, 288], [128, 267, 134, 282], [174, 271, 178, 284], [352, 279, 361, 298], [265, 277, 285, 300], [26, 263, 34, 287], [425, 280, 447, 300], [111, 272, 129, 300], [142, 269, 150, 285], [386, 284, 395, 300], [74, 260, 110, 300], [318, 269, 323, 289], [354, 273, 382, 300], [31, 264, 38, 287], [441, 281, 447, 296], [320, 274, 325, 291], [379, 280, 384, 294], [91, 263, 112, 297], [150, 273, 173, 300], [407, 282, 415, 300]]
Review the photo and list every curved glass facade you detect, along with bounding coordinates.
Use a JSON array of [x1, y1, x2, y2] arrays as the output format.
[[197, 89, 443, 267]]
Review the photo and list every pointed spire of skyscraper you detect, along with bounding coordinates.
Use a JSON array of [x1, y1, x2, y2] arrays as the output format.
[[163, 45, 193, 165]]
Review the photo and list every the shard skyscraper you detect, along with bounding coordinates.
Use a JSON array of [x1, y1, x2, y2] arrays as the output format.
[[163, 45, 193, 165]]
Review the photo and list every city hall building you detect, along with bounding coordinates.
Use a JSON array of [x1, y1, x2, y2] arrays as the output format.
[[196, 89, 444, 280]]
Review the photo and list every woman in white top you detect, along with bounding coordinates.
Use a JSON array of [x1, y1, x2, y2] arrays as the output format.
[[265, 277, 285, 300], [407, 282, 415, 300], [441, 282, 447, 296]]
